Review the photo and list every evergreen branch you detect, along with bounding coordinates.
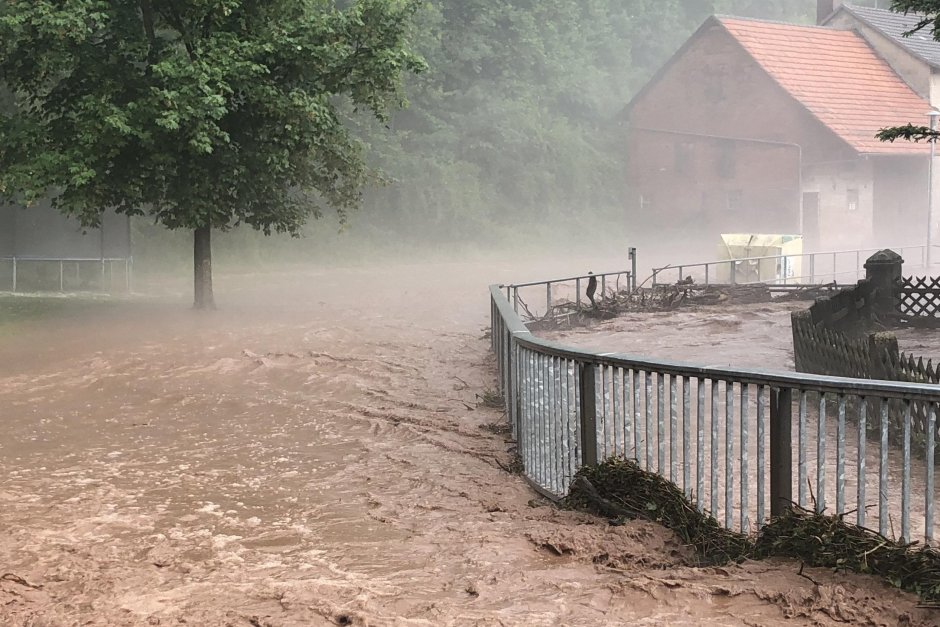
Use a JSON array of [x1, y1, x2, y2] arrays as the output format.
[[877, 124, 940, 143]]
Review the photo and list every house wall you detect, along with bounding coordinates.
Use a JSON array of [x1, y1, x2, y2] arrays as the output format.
[[627, 129, 800, 237], [872, 156, 930, 246], [802, 159, 876, 249]]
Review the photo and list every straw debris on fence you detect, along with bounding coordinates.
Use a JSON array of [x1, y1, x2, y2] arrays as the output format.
[[567, 457, 752, 565], [753, 507, 940, 603], [567, 456, 940, 604], [526, 284, 776, 331]]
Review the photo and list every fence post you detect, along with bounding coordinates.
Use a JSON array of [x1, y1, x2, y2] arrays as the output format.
[[770, 387, 793, 518], [629, 247, 637, 292], [864, 249, 904, 320], [790, 310, 812, 372], [579, 362, 598, 467]]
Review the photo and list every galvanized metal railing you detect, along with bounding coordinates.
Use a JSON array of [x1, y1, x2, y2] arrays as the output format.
[[505, 269, 633, 320], [650, 245, 928, 287], [491, 282, 940, 543], [504, 248, 638, 320], [0, 256, 133, 293]]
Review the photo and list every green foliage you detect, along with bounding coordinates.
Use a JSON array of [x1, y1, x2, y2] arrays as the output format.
[[0, 0, 424, 235]]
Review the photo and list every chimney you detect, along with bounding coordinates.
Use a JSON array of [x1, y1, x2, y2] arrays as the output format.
[[817, 0, 842, 25]]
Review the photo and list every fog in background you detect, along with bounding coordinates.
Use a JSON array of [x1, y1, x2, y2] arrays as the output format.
[[130, 0, 907, 279]]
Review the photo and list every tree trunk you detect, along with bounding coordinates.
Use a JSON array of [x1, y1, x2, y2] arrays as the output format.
[[193, 225, 216, 310]]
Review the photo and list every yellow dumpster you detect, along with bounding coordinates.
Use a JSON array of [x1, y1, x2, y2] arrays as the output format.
[[716, 234, 803, 284]]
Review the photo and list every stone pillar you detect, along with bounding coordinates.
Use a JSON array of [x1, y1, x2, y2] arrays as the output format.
[[864, 249, 903, 319]]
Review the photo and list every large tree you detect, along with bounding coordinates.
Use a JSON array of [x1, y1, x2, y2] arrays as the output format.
[[0, 0, 423, 308]]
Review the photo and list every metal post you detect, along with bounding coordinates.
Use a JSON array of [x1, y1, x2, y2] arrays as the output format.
[[579, 362, 598, 468], [576, 278, 581, 307], [809, 254, 815, 284], [927, 111, 939, 269], [629, 247, 637, 292], [59, 261, 64, 292], [11, 257, 16, 293], [770, 387, 793, 518], [730, 260, 736, 285], [546, 282, 552, 317], [513, 287, 519, 314]]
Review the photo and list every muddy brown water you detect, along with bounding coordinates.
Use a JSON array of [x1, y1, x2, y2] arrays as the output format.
[[1, 258, 937, 625]]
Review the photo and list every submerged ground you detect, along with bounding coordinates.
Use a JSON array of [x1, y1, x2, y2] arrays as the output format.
[[0, 257, 936, 625]]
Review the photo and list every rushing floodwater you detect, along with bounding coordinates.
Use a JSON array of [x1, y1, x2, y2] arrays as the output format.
[[1, 259, 937, 625]]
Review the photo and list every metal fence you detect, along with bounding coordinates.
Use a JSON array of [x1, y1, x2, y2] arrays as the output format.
[[651, 245, 929, 287], [504, 269, 634, 321], [0, 256, 133, 293], [900, 276, 940, 320], [491, 279, 940, 544]]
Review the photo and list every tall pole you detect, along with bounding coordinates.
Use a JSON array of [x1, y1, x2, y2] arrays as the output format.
[[929, 111, 939, 269]]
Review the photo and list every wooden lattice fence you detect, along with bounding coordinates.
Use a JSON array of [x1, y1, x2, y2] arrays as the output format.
[[792, 286, 940, 456], [899, 276, 940, 323]]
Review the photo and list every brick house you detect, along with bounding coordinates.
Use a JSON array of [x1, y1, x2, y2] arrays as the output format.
[[625, 1, 935, 252]]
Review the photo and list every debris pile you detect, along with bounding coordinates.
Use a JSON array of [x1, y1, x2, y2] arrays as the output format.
[[568, 456, 940, 605], [568, 457, 752, 565]]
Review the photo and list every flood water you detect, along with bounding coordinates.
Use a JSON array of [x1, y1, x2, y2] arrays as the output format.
[[1, 257, 937, 625]]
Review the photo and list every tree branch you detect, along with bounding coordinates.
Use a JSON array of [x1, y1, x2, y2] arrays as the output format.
[[160, 1, 196, 61], [139, 0, 159, 69], [877, 124, 940, 143]]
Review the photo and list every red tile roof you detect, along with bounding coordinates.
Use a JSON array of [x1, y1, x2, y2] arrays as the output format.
[[719, 17, 930, 155]]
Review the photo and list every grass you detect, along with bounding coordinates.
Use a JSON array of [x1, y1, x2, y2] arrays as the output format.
[[0, 294, 120, 336]]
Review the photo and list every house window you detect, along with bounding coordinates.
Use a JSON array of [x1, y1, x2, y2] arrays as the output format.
[[718, 142, 736, 179], [847, 188, 859, 212], [675, 142, 694, 175], [727, 189, 743, 211]]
